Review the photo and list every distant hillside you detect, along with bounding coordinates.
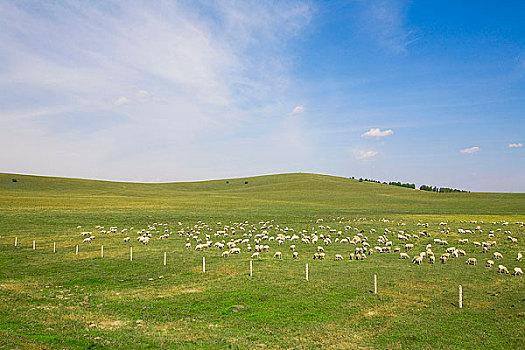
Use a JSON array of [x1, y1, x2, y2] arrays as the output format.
[[1, 172, 524, 216]]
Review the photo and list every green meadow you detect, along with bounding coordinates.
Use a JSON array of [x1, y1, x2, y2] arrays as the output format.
[[0, 172, 524, 349]]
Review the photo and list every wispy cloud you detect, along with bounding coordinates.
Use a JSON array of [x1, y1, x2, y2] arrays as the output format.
[[291, 105, 305, 115], [508, 143, 523, 148], [460, 146, 480, 154], [114, 97, 131, 107], [357, 0, 417, 53], [0, 1, 313, 181], [354, 149, 379, 160], [361, 128, 393, 138]]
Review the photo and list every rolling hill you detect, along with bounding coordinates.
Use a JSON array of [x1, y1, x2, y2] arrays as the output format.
[[1, 172, 524, 217]]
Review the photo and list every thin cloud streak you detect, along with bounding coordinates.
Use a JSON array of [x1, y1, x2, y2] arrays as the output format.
[[361, 128, 393, 138], [460, 146, 480, 154]]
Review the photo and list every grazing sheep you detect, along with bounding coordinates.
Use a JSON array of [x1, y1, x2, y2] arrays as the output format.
[[292, 252, 298, 259], [251, 252, 260, 259], [334, 254, 344, 261], [517, 253, 522, 261], [273, 251, 282, 259], [185, 242, 191, 249], [486, 260, 494, 267], [317, 246, 324, 252], [393, 247, 401, 253], [412, 256, 423, 265], [221, 251, 230, 258], [399, 253, 410, 259], [493, 252, 503, 260], [429, 255, 435, 264], [229, 247, 241, 254], [513, 267, 523, 276], [466, 257, 477, 265], [498, 265, 509, 274], [83, 237, 93, 243], [440, 255, 448, 264], [289, 245, 296, 251], [458, 249, 466, 256], [349, 253, 355, 260], [405, 244, 414, 251], [318, 252, 325, 260], [138, 236, 150, 245], [123, 237, 130, 242]]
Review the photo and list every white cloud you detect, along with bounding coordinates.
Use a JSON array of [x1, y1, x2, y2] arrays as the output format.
[[354, 149, 379, 160], [136, 90, 152, 104], [361, 128, 393, 138], [508, 143, 523, 148], [114, 96, 131, 107], [291, 105, 305, 115], [460, 146, 480, 154]]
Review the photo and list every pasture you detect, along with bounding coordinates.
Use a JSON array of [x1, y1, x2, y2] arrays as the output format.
[[0, 173, 524, 349]]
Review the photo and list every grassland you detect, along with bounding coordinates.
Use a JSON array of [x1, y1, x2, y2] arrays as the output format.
[[0, 172, 524, 349]]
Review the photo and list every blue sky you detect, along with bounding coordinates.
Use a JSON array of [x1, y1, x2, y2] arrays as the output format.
[[1, 0, 524, 191]]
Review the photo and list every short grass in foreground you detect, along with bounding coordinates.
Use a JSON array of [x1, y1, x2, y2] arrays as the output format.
[[0, 173, 524, 349]]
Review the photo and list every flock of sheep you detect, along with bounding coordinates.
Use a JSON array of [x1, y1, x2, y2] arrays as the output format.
[[76, 217, 524, 277]]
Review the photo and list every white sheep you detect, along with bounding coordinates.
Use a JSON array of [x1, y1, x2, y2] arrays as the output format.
[[123, 237, 130, 242], [229, 247, 241, 254], [221, 251, 230, 258], [273, 251, 282, 259], [429, 255, 435, 264], [399, 253, 410, 259], [185, 242, 191, 249], [412, 256, 423, 265], [334, 254, 344, 261], [251, 252, 260, 259], [517, 253, 522, 261], [292, 252, 298, 259], [466, 257, 477, 265], [513, 267, 523, 276], [486, 260, 494, 267], [493, 252, 503, 259], [498, 265, 509, 274], [289, 245, 296, 251]]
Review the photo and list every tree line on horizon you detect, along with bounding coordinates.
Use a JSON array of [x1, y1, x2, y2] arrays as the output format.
[[349, 177, 469, 193]]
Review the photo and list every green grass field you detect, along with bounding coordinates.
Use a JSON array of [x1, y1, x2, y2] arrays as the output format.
[[0, 172, 524, 349]]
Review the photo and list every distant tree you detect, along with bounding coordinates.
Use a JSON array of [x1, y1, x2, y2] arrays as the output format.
[[226, 181, 229, 184], [244, 181, 248, 184], [359, 178, 363, 182], [12, 178, 17, 183]]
